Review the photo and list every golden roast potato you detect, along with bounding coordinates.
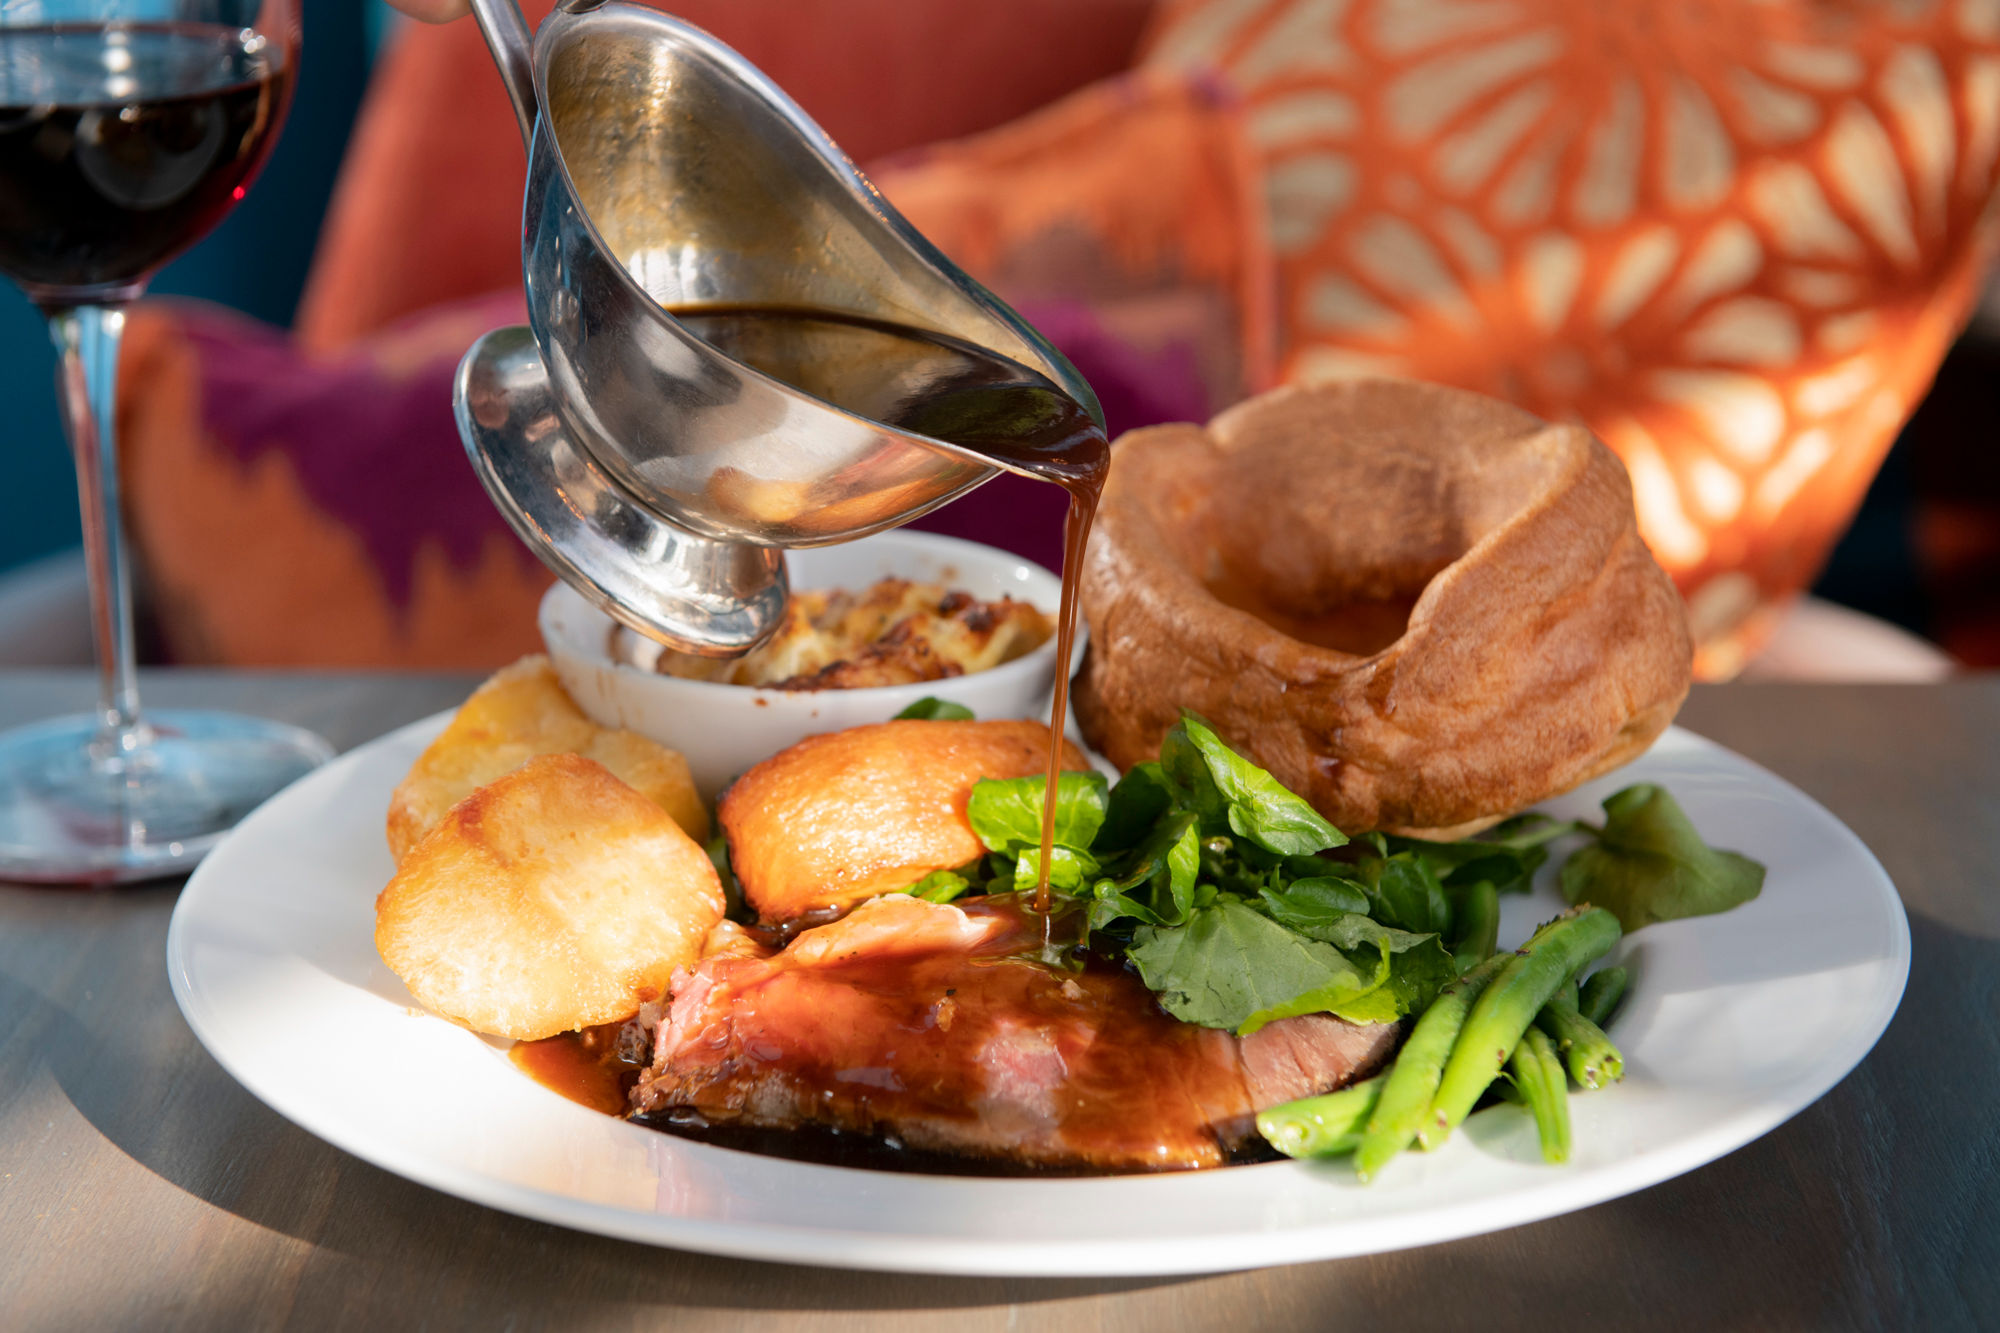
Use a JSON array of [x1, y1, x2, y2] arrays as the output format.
[[719, 718, 1089, 922], [376, 753, 725, 1040], [386, 655, 706, 861], [1072, 379, 1692, 837]]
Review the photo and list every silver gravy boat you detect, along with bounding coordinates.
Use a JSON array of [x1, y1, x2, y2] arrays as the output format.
[[455, 0, 1101, 656]]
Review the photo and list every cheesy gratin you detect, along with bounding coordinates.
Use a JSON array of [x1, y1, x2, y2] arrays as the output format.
[[635, 578, 1053, 690]]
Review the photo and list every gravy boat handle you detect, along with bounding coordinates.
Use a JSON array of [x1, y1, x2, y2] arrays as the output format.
[[469, 0, 605, 146]]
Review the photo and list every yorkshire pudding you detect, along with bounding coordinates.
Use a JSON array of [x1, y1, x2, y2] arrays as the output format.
[[1072, 380, 1691, 837]]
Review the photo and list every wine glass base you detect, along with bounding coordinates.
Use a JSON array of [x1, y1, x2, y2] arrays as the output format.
[[0, 709, 334, 884]]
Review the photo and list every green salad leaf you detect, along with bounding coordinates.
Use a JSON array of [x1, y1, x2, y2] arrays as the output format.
[[1355, 928, 1457, 1022], [966, 770, 1109, 856], [899, 867, 974, 903], [1382, 836, 1543, 896], [894, 697, 975, 721], [1169, 713, 1346, 856], [1559, 784, 1765, 930], [1088, 809, 1200, 930], [1159, 722, 1232, 837], [1257, 893, 1458, 1025], [1128, 893, 1456, 1035], [1011, 844, 1099, 894], [1096, 762, 1174, 853], [924, 717, 1750, 1050], [707, 831, 749, 922], [1257, 877, 1370, 932], [1356, 854, 1452, 935], [1129, 898, 1387, 1034]]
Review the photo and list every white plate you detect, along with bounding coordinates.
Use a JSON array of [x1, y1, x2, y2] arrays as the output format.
[[166, 715, 1907, 1276]]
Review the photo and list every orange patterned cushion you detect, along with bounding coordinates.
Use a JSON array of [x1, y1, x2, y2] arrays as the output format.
[[874, 69, 1275, 571], [1142, 0, 2000, 675], [878, 67, 1276, 415]]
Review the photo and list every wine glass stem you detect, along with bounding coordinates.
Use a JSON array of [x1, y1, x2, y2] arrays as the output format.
[[47, 304, 148, 766]]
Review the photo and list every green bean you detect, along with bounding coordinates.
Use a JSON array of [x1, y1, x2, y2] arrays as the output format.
[[1578, 965, 1629, 1027], [1354, 954, 1509, 1178], [1448, 879, 1501, 971], [1426, 906, 1621, 1145], [1257, 1074, 1387, 1159], [1508, 1026, 1571, 1163], [1534, 987, 1624, 1089]]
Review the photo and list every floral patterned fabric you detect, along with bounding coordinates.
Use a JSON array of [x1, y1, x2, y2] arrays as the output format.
[[117, 0, 1999, 673], [1140, 0, 2000, 674]]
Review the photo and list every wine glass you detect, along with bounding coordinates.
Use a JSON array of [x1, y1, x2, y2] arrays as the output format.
[[0, 0, 330, 882]]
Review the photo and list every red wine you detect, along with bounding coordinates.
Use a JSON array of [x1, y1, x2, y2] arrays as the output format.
[[0, 24, 292, 301]]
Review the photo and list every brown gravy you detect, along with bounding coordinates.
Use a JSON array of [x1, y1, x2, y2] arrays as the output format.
[[508, 1021, 645, 1117], [513, 896, 1287, 1175], [630, 1111, 1282, 1177], [512, 1039, 1281, 1177], [560, 305, 1120, 1165], [671, 304, 1110, 912]]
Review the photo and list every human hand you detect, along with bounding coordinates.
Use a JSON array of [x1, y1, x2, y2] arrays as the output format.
[[384, 0, 471, 21]]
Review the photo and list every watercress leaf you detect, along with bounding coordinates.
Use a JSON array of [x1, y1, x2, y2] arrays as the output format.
[[1382, 835, 1525, 893], [1240, 945, 1393, 1032], [1101, 810, 1197, 889], [1450, 848, 1546, 895], [1243, 898, 1455, 1022], [1165, 817, 1200, 920], [1129, 898, 1381, 1034], [1372, 930, 1457, 1017], [1319, 982, 1404, 1026], [1159, 722, 1230, 836], [1490, 813, 1591, 850], [706, 832, 748, 922], [1174, 713, 1346, 857], [976, 850, 1019, 892], [1560, 784, 1765, 931], [1290, 908, 1435, 955], [893, 696, 975, 721], [1084, 813, 1200, 931], [1258, 877, 1371, 934], [1192, 835, 1281, 899], [901, 868, 973, 903], [1358, 853, 1452, 934], [1280, 853, 1359, 882], [1089, 879, 1173, 931], [967, 770, 1109, 854], [1098, 762, 1173, 853], [1012, 844, 1099, 894], [1198, 836, 1235, 883], [1089, 886, 1155, 931]]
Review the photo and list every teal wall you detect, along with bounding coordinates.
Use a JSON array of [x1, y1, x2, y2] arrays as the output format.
[[0, 0, 376, 572]]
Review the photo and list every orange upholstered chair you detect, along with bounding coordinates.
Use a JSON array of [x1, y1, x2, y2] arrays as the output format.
[[116, 0, 1996, 677]]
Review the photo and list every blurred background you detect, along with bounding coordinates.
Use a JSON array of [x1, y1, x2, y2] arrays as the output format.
[[0, 0, 1993, 677], [0, 0, 391, 658]]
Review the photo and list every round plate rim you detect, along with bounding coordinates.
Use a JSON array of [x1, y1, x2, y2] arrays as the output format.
[[165, 712, 1910, 1277]]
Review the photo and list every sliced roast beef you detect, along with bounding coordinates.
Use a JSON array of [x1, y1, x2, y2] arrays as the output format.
[[630, 894, 1400, 1171]]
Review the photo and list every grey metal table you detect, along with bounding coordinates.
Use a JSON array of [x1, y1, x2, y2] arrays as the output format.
[[1, 671, 1994, 1331]]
